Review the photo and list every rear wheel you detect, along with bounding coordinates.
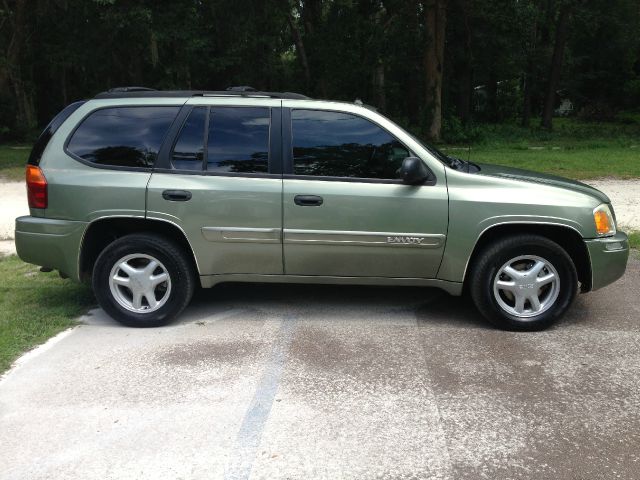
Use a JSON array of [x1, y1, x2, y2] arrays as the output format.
[[93, 234, 195, 327], [470, 234, 578, 331]]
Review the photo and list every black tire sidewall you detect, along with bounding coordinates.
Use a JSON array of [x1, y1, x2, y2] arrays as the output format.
[[92, 235, 194, 327], [472, 236, 577, 331]]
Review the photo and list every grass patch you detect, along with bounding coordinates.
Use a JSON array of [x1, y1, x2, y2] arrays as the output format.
[[0, 145, 29, 181], [0, 255, 94, 373], [439, 116, 640, 180], [628, 231, 640, 250], [466, 146, 640, 180]]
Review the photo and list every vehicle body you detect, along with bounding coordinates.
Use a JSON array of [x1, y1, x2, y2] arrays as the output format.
[[15, 88, 629, 330]]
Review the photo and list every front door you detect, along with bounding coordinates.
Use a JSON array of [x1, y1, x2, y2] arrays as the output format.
[[282, 108, 448, 278]]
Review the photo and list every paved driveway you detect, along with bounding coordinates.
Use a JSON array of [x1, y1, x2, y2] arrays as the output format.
[[1, 256, 639, 480]]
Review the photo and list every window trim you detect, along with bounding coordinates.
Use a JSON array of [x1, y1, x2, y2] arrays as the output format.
[[156, 104, 196, 170], [163, 105, 207, 172], [152, 167, 280, 180], [281, 174, 421, 185], [283, 107, 436, 185], [64, 104, 183, 172]]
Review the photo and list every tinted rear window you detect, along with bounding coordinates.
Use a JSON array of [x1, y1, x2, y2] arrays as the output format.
[[28, 101, 86, 165], [169, 106, 271, 174], [67, 106, 179, 168], [207, 107, 270, 173]]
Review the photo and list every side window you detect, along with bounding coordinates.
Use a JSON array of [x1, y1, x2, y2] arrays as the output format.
[[67, 106, 179, 168], [291, 109, 410, 179], [207, 107, 270, 173], [29, 101, 86, 166], [172, 107, 206, 170]]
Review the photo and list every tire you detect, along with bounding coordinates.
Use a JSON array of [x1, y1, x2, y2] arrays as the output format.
[[469, 234, 578, 331], [92, 233, 195, 327]]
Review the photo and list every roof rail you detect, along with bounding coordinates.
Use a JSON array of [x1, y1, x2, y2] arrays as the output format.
[[107, 86, 157, 93], [226, 86, 258, 92], [94, 87, 310, 100]]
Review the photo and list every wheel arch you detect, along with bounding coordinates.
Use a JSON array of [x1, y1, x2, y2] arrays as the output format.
[[463, 223, 592, 293], [79, 217, 199, 283]]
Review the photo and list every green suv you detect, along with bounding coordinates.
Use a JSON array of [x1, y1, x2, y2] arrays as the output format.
[[16, 87, 629, 330]]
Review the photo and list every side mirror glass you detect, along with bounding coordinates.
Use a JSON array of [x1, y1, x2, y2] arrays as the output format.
[[397, 157, 431, 185]]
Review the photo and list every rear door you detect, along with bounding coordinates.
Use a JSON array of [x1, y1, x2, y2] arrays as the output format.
[[281, 105, 448, 278], [146, 98, 284, 276]]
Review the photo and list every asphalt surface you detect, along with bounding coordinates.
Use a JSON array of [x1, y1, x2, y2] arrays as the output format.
[[1, 255, 639, 480]]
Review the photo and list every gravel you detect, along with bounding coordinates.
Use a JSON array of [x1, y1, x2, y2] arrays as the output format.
[[587, 179, 640, 231]]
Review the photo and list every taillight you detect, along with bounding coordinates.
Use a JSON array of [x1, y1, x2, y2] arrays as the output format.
[[26, 165, 48, 209]]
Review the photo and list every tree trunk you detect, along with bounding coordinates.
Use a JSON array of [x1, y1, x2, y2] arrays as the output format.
[[288, 11, 311, 92], [373, 60, 386, 112], [456, 0, 472, 124], [541, 4, 571, 130], [150, 32, 159, 68], [406, 0, 421, 127], [5, 0, 37, 131], [521, 65, 532, 127], [521, 16, 538, 127], [61, 67, 68, 106], [407, 63, 420, 126], [487, 74, 498, 122], [301, 0, 321, 36], [424, 0, 447, 141]]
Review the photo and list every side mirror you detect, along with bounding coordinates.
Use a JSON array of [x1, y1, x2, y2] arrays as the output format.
[[397, 157, 431, 185]]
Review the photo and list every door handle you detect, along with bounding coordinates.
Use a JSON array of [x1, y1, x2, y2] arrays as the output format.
[[162, 190, 192, 201], [294, 195, 323, 206]]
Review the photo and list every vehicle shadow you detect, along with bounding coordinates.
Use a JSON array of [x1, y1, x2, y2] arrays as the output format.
[[187, 282, 490, 329], [81, 283, 491, 329]]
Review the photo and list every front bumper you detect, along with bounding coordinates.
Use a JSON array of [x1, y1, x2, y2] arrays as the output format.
[[585, 231, 629, 291], [15, 216, 87, 282]]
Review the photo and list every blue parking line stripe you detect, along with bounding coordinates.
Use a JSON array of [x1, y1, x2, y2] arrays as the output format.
[[224, 316, 296, 480]]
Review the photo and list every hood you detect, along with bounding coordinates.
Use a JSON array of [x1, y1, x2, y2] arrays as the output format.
[[476, 163, 610, 204]]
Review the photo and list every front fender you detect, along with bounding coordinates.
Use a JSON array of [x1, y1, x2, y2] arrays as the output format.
[[437, 170, 599, 283]]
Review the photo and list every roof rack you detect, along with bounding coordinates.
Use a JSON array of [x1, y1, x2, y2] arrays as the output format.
[[107, 86, 157, 93], [226, 86, 257, 92], [94, 86, 310, 100]]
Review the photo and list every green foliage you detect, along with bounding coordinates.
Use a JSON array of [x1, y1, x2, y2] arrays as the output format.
[[441, 116, 484, 144], [0, 0, 638, 141]]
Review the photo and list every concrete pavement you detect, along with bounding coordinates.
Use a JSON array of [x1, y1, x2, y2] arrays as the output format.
[[1, 256, 639, 479]]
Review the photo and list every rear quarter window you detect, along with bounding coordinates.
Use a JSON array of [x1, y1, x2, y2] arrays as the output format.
[[66, 106, 179, 168], [28, 101, 86, 166]]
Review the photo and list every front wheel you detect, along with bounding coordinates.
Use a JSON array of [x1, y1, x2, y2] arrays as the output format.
[[92, 234, 195, 327], [469, 234, 578, 331]]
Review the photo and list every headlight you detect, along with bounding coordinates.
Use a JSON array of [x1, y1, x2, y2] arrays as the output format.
[[593, 204, 616, 236]]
